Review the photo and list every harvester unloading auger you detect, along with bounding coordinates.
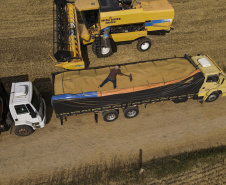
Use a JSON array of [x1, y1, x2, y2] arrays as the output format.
[[53, 0, 174, 70]]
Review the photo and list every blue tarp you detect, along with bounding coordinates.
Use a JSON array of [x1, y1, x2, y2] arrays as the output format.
[[51, 92, 98, 102]]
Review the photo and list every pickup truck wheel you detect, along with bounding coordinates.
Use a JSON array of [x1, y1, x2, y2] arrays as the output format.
[[14, 125, 34, 136], [102, 110, 118, 122], [137, 37, 151, 52], [123, 107, 139, 118], [205, 92, 219, 102]]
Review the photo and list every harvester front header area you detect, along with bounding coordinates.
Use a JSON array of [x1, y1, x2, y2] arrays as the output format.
[[53, 1, 85, 70]]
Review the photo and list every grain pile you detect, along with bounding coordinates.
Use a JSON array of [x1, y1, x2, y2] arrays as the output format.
[[54, 58, 196, 95]]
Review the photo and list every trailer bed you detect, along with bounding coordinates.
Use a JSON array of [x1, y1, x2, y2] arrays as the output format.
[[52, 56, 206, 117], [54, 57, 196, 95]]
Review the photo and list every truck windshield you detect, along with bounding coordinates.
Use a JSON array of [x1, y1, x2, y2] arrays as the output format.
[[206, 75, 219, 83], [31, 86, 40, 111]]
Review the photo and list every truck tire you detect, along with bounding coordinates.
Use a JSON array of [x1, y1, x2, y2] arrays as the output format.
[[102, 110, 118, 122], [14, 125, 34, 136], [205, 92, 219, 102], [137, 37, 151, 52], [123, 107, 139, 118]]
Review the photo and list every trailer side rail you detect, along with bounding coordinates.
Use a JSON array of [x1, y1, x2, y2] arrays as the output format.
[[54, 93, 196, 118]]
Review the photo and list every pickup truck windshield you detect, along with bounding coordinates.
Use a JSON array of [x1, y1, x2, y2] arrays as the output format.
[[31, 86, 40, 111]]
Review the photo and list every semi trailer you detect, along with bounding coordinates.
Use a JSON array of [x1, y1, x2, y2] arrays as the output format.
[[0, 81, 46, 136], [53, 0, 174, 70], [51, 54, 226, 123]]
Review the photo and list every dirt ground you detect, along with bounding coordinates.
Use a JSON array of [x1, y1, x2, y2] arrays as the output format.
[[0, 0, 226, 184]]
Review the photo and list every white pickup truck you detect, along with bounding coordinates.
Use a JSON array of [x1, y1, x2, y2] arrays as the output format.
[[7, 81, 46, 136]]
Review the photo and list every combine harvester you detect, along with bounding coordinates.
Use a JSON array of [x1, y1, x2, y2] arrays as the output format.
[[53, 0, 174, 70]]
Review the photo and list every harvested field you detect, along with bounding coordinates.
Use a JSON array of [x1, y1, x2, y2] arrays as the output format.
[[0, 0, 226, 184], [146, 162, 226, 185]]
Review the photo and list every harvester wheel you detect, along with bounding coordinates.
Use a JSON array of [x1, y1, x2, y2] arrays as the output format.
[[92, 38, 114, 58], [137, 37, 151, 52]]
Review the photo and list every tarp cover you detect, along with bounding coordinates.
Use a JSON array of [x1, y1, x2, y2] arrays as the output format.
[[52, 72, 204, 115], [52, 57, 205, 116]]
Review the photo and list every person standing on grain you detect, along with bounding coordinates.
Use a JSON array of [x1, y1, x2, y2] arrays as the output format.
[[98, 65, 123, 89]]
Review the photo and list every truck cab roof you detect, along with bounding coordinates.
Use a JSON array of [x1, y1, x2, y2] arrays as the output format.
[[191, 55, 222, 76], [9, 82, 32, 106]]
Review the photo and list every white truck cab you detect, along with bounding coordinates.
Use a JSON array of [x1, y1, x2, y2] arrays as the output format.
[[9, 82, 46, 136]]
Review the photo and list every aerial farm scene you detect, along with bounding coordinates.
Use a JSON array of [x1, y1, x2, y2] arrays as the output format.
[[0, 0, 225, 184]]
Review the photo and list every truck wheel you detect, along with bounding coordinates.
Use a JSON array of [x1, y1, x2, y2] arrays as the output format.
[[123, 107, 139, 118], [102, 110, 118, 122], [137, 37, 151, 52], [14, 125, 34, 136], [205, 92, 219, 102]]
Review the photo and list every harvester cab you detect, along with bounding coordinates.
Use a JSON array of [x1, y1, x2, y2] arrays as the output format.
[[53, 0, 174, 70]]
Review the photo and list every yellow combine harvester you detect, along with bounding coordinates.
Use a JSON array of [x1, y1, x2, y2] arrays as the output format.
[[53, 0, 174, 70]]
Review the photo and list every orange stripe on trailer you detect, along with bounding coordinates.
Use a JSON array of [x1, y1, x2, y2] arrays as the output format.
[[97, 69, 201, 97]]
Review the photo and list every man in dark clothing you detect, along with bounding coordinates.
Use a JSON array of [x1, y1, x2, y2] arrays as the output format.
[[99, 65, 122, 89]]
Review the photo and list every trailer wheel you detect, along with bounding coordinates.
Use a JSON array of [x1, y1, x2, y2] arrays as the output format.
[[137, 37, 151, 52], [123, 107, 139, 118], [205, 92, 219, 102], [14, 125, 34, 136], [102, 110, 118, 122]]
